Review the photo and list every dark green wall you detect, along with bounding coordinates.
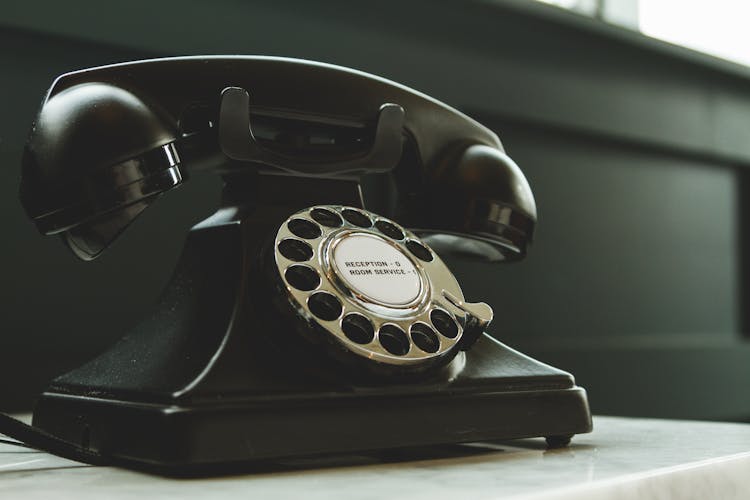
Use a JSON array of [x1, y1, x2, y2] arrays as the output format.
[[0, 29, 223, 409], [1, 0, 749, 418]]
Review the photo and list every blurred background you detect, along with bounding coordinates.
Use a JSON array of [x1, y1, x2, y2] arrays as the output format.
[[1, 0, 749, 420]]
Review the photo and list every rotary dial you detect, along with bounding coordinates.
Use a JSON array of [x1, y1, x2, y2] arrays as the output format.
[[273, 205, 493, 370]]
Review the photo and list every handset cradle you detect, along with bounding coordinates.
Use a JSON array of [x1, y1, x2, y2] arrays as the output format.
[[219, 87, 405, 175]]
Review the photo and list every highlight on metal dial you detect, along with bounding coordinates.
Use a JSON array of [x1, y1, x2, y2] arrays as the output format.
[[272, 205, 493, 369]]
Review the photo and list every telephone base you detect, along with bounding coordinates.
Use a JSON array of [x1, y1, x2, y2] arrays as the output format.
[[31, 201, 591, 473], [32, 336, 591, 473]]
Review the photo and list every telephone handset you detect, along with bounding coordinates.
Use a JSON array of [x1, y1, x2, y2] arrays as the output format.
[[8, 56, 590, 472]]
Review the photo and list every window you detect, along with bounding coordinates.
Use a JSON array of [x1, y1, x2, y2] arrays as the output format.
[[532, 0, 750, 67]]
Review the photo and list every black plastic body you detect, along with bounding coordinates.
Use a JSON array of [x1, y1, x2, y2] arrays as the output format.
[[22, 57, 590, 472], [31, 176, 591, 472]]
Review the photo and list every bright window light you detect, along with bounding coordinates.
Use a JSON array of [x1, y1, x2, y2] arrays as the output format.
[[639, 0, 750, 67]]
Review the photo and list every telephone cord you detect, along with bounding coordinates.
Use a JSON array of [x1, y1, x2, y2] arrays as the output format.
[[0, 412, 109, 466]]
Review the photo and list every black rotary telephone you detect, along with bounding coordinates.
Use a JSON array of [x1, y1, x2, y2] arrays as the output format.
[[7, 56, 591, 473]]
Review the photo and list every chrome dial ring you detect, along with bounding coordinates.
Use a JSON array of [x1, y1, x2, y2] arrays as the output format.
[[273, 205, 493, 368]]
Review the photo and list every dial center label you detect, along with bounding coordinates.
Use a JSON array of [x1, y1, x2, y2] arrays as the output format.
[[332, 233, 421, 306]]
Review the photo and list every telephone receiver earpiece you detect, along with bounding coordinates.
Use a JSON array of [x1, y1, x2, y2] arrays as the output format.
[[419, 143, 537, 262], [20, 82, 184, 259]]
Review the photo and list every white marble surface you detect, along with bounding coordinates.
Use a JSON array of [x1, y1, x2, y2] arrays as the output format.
[[2, 416, 750, 499]]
